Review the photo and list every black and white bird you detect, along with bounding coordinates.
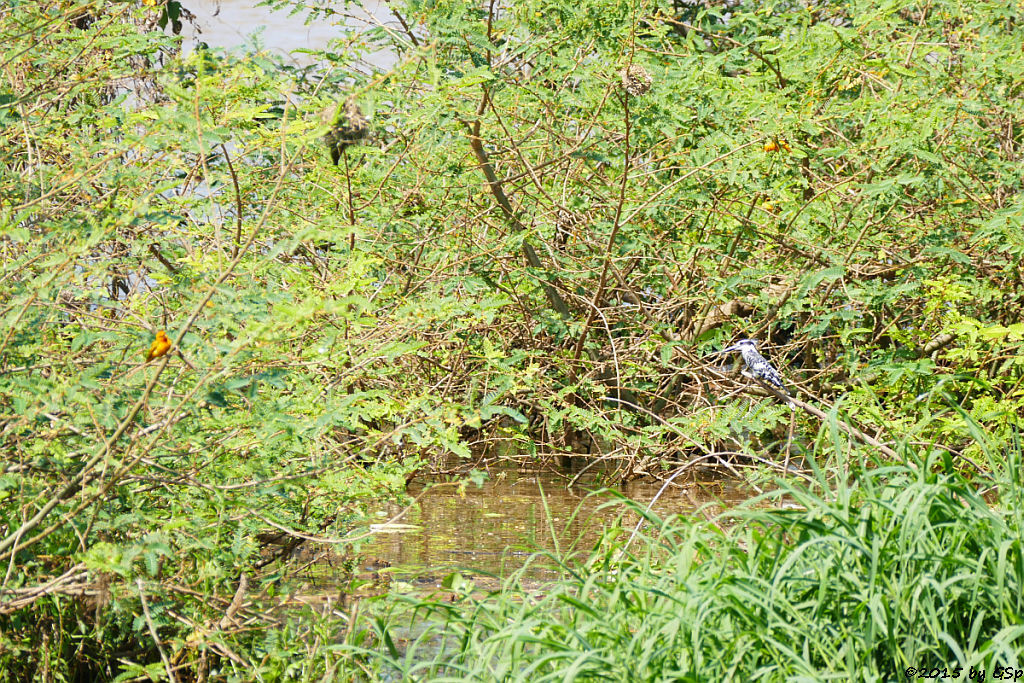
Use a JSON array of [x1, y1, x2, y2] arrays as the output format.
[[716, 339, 791, 399]]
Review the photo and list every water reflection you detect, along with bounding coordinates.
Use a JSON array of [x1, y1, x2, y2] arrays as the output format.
[[359, 466, 750, 581]]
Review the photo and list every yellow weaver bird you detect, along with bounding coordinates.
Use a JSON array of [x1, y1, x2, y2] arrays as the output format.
[[145, 330, 172, 363], [764, 138, 791, 153]]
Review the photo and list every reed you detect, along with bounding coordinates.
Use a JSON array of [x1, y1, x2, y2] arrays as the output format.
[[351, 432, 1024, 680]]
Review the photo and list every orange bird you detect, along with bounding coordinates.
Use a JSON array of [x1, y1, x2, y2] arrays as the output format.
[[145, 330, 172, 363]]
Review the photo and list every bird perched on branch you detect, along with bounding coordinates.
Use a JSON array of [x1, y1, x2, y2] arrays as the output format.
[[715, 339, 790, 399], [145, 330, 171, 363], [322, 97, 369, 165]]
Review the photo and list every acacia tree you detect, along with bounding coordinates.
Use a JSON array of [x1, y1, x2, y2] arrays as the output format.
[[0, 1, 427, 677], [315, 0, 1024, 462]]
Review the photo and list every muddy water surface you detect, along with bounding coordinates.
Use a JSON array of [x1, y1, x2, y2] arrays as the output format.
[[358, 466, 751, 582]]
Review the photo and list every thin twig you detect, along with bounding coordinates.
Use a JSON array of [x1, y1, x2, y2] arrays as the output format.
[[220, 143, 244, 259], [137, 579, 178, 683]]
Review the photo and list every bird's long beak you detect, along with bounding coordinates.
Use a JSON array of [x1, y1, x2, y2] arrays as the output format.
[[715, 344, 741, 354]]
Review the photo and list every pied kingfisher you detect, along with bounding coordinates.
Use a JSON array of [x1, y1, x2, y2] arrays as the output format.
[[716, 339, 791, 398]]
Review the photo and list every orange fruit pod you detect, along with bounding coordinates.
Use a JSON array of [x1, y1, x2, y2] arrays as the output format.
[[145, 330, 172, 363]]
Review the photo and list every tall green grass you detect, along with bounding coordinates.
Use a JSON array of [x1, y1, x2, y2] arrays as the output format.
[[349, 434, 1024, 680]]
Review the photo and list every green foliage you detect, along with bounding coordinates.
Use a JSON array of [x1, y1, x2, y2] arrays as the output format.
[[3, 0, 1024, 677]]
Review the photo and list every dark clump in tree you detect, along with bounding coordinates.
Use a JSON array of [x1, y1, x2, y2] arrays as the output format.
[[322, 97, 369, 165]]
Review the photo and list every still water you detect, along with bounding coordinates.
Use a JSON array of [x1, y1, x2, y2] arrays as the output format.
[[183, 0, 396, 67], [352, 465, 749, 583]]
